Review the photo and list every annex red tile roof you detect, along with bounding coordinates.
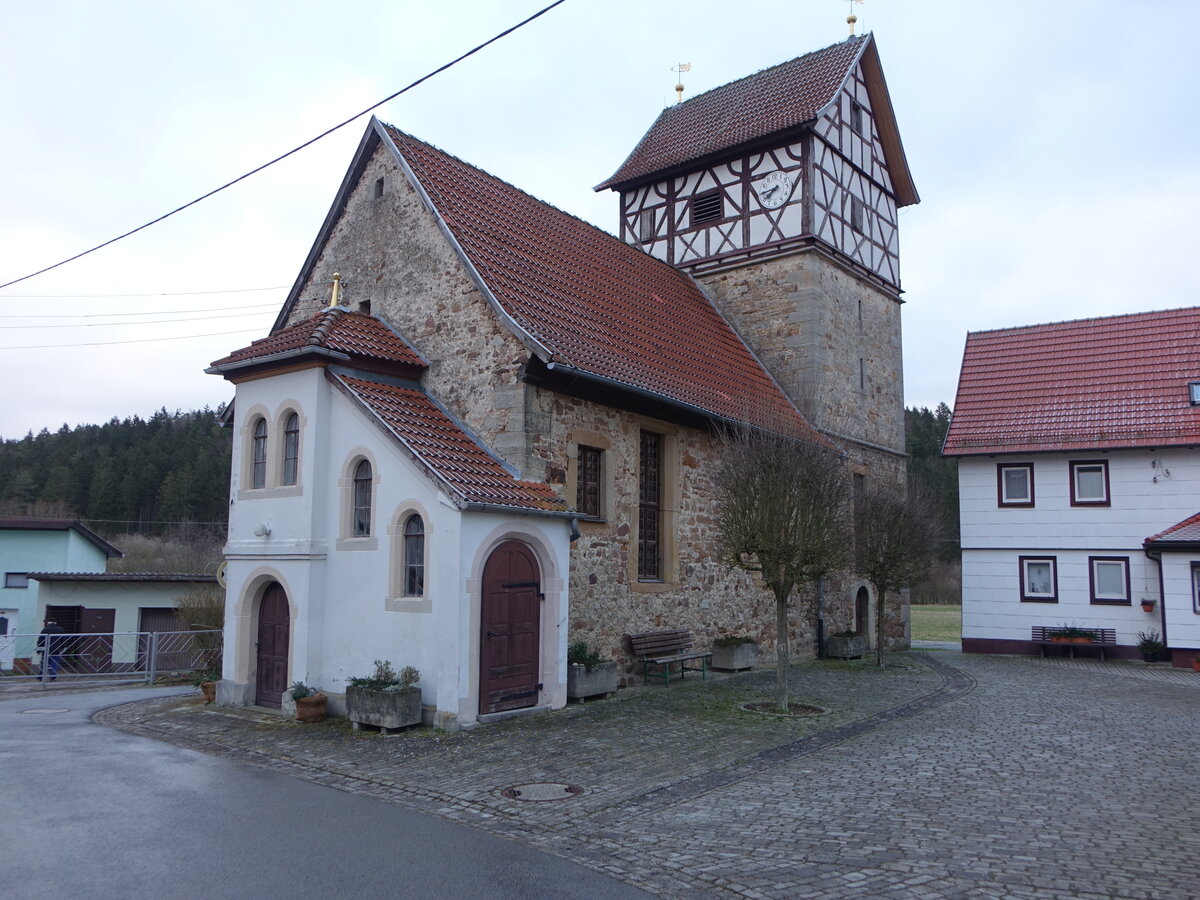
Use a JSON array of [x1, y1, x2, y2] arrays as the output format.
[[334, 374, 568, 513], [1145, 512, 1200, 546], [595, 36, 868, 191], [210, 306, 424, 370], [943, 307, 1200, 456], [386, 126, 815, 437]]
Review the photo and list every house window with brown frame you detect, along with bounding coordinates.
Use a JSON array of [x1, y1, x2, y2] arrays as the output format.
[[577, 445, 603, 519], [638, 431, 661, 581], [1192, 562, 1200, 614], [1070, 460, 1110, 506], [997, 463, 1034, 507], [691, 190, 723, 226], [1019, 556, 1057, 602], [1089, 556, 1130, 605]]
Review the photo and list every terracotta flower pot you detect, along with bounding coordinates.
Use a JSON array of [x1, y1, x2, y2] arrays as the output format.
[[199, 681, 216, 704], [295, 692, 328, 723], [1141, 602, 1155, 613], [1191, 659, 1200, 673]]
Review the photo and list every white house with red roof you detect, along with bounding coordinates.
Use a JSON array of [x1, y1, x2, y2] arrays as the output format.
[[209, 33, 921, 726], [943, 307, 1200, 666]]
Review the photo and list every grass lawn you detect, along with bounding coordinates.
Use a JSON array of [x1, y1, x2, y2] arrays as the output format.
[[911, 604, 962, 642]]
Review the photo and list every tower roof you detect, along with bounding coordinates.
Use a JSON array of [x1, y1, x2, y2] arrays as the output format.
[[595, 33, 916, 206]]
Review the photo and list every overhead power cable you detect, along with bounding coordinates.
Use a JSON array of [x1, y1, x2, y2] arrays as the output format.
[[0, 0, 569, 292], [0, 309, 274, 330], [0, 303, 276, 320], [2, 328, 263, 351], [0, 286, 287, 299]]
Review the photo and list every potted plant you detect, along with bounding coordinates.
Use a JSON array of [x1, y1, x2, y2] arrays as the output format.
[[1140, 598, 1157, 613], [291, 681, 327, 723], [1136, 630, 1164, 663], [345, 659, 422, 731], [710, 635, 758, 671], [1192, 654, 1200, 673], [826, 630, 865, 660], [566, 641, 619, 700]]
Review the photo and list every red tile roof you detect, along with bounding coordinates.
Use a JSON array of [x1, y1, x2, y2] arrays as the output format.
[[595, 36, 868, 191], [1145, 512, 1200, 545], [210, 306, 424, 370], [334, 374, 569, 513], [386, 126, 815, 437], [943, 307, 1200, 456]]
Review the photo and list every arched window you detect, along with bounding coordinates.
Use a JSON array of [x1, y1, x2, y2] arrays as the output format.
[[251, 418, 268, 489], [282, 413, 300, 485], [403, 514, 425, 596], [352, 459, 372, 536]]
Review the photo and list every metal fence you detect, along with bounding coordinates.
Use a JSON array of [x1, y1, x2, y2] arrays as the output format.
[[0, 630, 222, 687]]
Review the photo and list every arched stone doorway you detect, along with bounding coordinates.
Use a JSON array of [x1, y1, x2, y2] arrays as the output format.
[[479, 541, 541, 715], [255, 582, 289, 708], [855, 586, 872, 648]]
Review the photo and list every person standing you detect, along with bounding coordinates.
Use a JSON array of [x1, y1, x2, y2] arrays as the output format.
[[38, 620, 65, 682]]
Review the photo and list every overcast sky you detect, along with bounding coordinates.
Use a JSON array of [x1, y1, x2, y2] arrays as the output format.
[[2, 0, 1197, 440]]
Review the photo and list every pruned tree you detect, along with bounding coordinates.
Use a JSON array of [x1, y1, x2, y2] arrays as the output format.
[[858, 481, 942, 666], [715, 424, 851, 711]]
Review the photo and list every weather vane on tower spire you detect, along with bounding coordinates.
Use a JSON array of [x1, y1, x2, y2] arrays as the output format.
[[846, 0, 863, 36], [671, 62, 691, 104]]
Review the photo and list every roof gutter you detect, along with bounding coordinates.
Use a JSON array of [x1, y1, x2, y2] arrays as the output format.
[[462, 502, 579, 530], [205, 345, 352, 377]]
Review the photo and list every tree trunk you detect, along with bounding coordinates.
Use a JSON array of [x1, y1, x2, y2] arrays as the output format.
[[775, 592, 790, 711], [875, 586, 886, 667]]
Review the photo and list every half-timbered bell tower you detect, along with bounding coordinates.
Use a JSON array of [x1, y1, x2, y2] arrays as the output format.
[[596, 33, 918, 476]]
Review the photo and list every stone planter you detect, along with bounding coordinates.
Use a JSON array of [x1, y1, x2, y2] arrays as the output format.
[[346, 685, 422, 731], [711, 643, 758, 671], [567, 661, 619, 700], [199, 681, 217, 704], [295, 693, 328, 723], [826, 634, 865, 660]]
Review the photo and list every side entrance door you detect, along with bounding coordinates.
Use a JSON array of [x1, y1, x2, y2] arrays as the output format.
[[255, 583, 289, 709], [479, 541, 541, 715]]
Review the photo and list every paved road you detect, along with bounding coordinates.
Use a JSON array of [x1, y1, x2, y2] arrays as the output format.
[[0, 686, 651, 899]]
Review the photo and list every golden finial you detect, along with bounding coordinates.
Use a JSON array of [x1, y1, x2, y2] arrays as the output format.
[[671, 62, 691, 104], [846, 0, 863, 36], [329, 272, 342, 308]]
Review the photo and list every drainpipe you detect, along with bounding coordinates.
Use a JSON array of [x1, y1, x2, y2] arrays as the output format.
[[1143, 546, 1169, 653]]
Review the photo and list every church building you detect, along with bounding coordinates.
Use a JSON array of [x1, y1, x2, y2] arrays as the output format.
[[208, 32, 918, 728]]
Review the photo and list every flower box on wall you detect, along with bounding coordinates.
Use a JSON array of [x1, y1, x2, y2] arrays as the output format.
[[826, 634, 865, 660], [567, 661, 619, 700]]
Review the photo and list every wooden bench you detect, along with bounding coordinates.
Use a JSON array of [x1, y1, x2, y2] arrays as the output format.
[[628, 630, 712, 686], [1031, 626, 1117, 661]]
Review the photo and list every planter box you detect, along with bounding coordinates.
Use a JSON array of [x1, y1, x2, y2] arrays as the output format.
[[295, 693, 327, 723], [711, 643, 758, 671], [826, 635, 865, 660], [567, 661, 619, 700], [346, 685, 422, 731]]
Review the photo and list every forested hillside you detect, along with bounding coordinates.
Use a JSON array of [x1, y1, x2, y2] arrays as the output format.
[[905, 402, 958, 558], [0, 408, 230, 532]]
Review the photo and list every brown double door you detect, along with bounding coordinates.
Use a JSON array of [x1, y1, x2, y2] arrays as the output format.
[[255, 583, 289, 708], [480, 541, 541, 715]]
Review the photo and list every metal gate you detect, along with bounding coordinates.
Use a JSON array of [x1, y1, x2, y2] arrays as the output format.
[[0, 630, 222, 688]]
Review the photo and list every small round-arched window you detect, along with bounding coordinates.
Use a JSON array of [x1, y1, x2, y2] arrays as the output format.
[[352, 459, 373, 536], [403, 514, 425, 596], [251, 418, 268, 489], [282, 413, 300, 485]]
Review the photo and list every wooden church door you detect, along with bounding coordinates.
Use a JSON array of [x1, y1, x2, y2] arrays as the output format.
[[479, 541, 541, 715], [255, 583, 289, 708]]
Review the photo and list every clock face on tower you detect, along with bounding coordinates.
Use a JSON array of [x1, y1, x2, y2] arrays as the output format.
[[754, 170, 793, 209]]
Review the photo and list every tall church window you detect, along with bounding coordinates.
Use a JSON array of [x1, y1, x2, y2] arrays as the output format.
[[282, 413, 300, 486], [251, 418, 268, 489], [577, 446, 603, 518], [403, 514, 425, 596], [638, 432, 661, 580], [352, 459, 373, 536]]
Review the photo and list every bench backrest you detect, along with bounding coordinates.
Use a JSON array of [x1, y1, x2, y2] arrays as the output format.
[[1031, 626, 1117, 644], [628, 629, 694, 657]]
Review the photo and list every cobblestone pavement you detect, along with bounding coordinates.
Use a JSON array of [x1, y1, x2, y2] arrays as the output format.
[[96, 653, 1200, 899]]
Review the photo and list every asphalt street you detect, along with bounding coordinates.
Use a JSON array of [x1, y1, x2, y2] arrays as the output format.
[[0, 686, 652, 899]]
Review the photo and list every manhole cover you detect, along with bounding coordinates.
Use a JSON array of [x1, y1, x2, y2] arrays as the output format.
[[21, 708, 70, 715], [501, 782, 584, 802]]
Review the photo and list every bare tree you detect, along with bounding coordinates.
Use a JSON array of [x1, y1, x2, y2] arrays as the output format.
[[858, 481, 942, 667], [715, 424, 851, 711]]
